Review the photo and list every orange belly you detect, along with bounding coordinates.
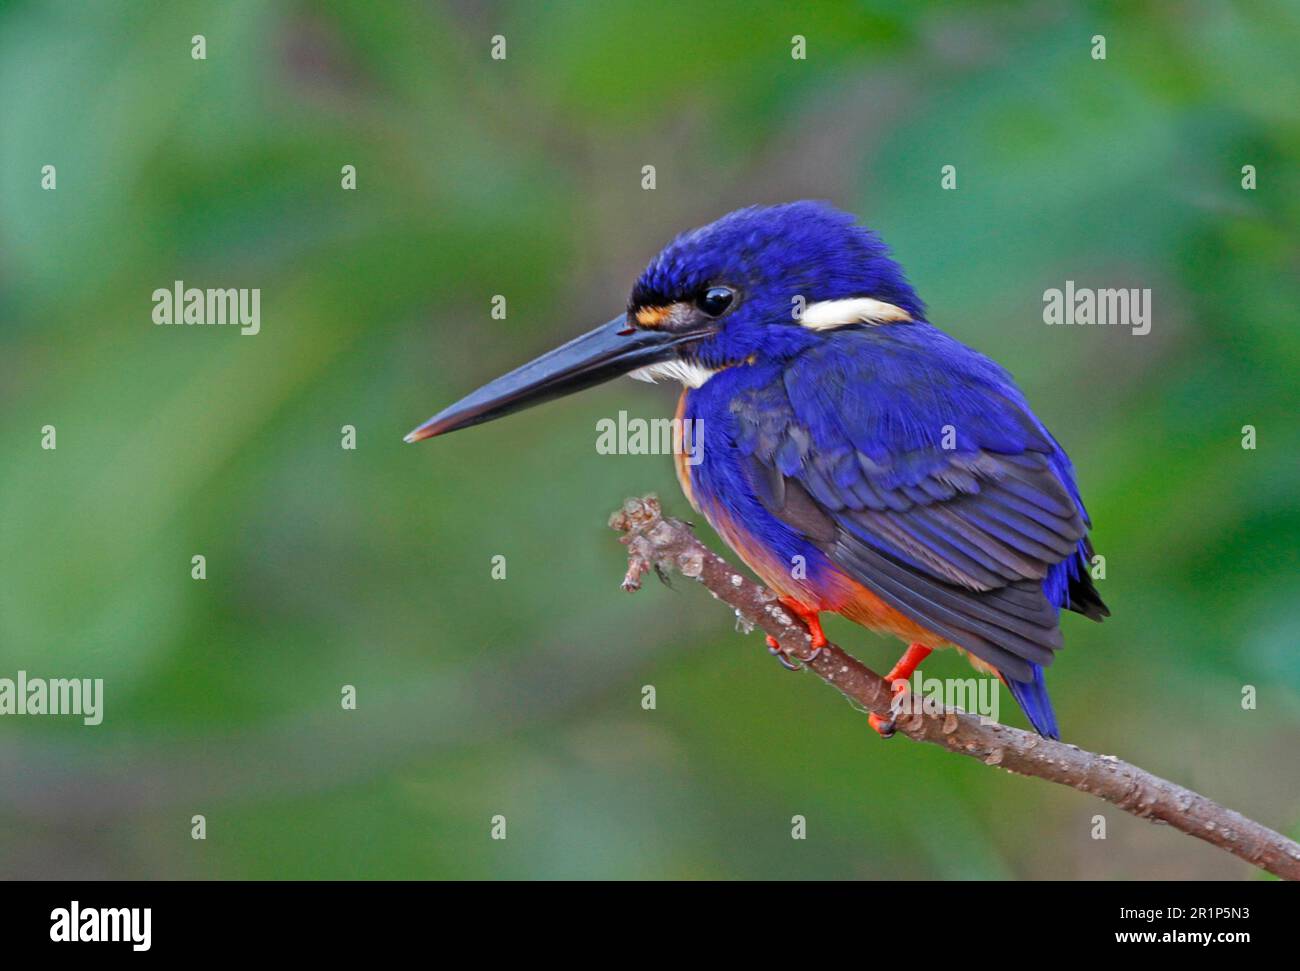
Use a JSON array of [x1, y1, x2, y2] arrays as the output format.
[[704, 496, 949, 647], [671, 394, 991, 669]]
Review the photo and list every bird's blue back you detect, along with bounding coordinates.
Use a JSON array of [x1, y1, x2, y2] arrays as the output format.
[[683, 321, 1097, 738]]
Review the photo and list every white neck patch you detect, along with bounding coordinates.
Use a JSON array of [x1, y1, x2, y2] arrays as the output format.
[[800, 297, 913, 330], [627, 359, 718, 388]]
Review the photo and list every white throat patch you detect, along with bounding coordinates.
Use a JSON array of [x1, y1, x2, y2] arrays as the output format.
[[627, 359, 718, 388], [799, 297, 913, 330]]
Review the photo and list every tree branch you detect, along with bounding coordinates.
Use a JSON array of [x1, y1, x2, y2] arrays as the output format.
[[610, 495, 1300, 881]]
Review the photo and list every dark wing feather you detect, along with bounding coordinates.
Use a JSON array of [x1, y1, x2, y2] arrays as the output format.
[[732, 328, 1094, 682]]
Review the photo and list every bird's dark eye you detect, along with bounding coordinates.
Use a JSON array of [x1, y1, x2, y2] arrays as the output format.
[[696, 286, 735, 317]]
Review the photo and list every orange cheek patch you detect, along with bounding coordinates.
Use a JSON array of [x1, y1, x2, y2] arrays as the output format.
[[635, 305, 672, 328]]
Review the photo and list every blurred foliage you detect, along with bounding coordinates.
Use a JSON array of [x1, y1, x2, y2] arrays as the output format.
[[1, 0, 1297, 879]]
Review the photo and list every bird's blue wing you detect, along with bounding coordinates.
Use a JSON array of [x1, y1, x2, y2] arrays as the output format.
[[732, 325, 1098, 683]]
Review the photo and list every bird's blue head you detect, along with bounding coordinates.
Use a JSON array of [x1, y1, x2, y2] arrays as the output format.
[[406, 201, 924, 441], [628, 201, 924, 375]]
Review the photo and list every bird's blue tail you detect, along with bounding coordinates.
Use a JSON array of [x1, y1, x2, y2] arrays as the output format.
[[1005, 665, 1059, 739]]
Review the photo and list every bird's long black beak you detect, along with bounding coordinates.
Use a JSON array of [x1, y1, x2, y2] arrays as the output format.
[[404, 315, 704, 442]]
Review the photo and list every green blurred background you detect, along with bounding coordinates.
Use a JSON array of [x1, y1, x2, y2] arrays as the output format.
[[1, 0, 1297, 879]]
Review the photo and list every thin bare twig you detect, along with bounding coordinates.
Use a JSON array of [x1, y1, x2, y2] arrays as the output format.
[[610, 494, 1300, 881]]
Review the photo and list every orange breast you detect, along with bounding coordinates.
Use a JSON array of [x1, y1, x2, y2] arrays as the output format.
[[673, 390, 699, 514]]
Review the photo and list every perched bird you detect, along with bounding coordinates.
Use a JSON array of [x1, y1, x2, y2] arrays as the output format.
[[406, 202, 1107, 739]]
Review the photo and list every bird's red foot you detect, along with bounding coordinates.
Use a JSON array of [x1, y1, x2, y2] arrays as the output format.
[[869, 643, 933, 739], [883, 642, 932, 685], [868, 711, 897, 738], [778, 598, 827, 649], [765, 599, 827, 670], [869, 679, 910, 738]]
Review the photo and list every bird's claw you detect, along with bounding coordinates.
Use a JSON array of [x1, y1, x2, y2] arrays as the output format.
[[767, 634, 802, 670], [869, 678, 911, 739], [770, 647, 803, 671], [868, 712, 897, 738], [766, 633, 821, 670]]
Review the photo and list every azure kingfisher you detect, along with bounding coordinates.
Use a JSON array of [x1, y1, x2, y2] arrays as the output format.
[[405, 202, 1108, 739]]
